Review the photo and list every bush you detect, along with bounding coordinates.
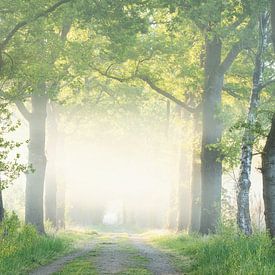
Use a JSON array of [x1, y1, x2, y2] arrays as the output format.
[[152, 227, 275, 275], [0, 212, 70, 274]]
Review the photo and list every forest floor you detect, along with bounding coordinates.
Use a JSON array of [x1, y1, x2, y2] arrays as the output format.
[[30, 232, 181, 275]]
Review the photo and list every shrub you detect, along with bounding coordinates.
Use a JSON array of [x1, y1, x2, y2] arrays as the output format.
[[0, 212, 70, 274]]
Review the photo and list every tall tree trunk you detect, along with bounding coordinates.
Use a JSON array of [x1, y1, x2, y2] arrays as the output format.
[[262, 1, 275, 239], [45, 102, 58, 228], [200, 37, 223, 234], [0, 189, 4, 222], [176, 107, 191, 231], [189, 113, 201, 233], [56, 133, 66, 229], [25, 93, 48, 233], [262, 114, 275, 238], [237, 13, 268, 235]]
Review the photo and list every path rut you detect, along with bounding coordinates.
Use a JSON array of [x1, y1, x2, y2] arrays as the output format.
[[29, 233, 180, 275]]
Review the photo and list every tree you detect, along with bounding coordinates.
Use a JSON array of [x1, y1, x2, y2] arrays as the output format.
[[261, 0, 275, 239], [0, 0, 72, 73], [0, 0, 72, 232], [13, 15, 71, 233], [0, 102, 27, 222], [45, 102, 59, 228], [237, 12, 269, 236], [262, 114, 275, 238]]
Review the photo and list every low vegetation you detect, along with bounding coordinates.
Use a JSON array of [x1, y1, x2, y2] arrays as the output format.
[[151, 228, 275, 274], [0, 213, 73, 274]]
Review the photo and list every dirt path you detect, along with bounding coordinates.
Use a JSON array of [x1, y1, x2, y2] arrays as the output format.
[[30, 240, 96, 275], [131, 234, 180, 275], [29, 233, 180, 275]]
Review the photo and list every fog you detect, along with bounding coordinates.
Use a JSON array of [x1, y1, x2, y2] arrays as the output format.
[[4, 97, 182, 230], [4, 98, 265, 231]]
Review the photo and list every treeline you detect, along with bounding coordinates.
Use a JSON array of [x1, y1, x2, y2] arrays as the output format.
[[0, 0, 274, 238]]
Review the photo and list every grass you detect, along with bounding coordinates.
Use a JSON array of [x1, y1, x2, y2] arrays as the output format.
[[0, 213, 94, 275], [54, 251, 98, 275], [56, 234, 151, 274], [150, 227, 275, 274]]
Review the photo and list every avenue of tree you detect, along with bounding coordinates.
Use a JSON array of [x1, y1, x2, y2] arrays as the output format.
[[0, 0, 274, 239]]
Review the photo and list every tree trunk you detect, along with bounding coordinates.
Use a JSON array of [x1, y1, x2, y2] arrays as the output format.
[[262, 114, 275, 238], [200, 37, 223, 234], [56, 133, 66, 229], [45, 102, 58, 228], [189, 113, 201, 233], [0, 189, 4, 222], [25, 93, 48, 233], [177, 108, 191, 231], [237, 13, 268, 235]]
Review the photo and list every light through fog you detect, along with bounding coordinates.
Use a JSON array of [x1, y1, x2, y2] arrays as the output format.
[[4, 101, 264, 230], [5, 100, 183, 229]]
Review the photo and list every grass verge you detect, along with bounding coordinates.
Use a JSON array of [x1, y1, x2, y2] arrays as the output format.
[[0, 213, 94, 274], [150, 228, 275, 274]]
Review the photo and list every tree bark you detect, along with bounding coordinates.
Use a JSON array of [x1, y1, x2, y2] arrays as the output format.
[[189, 113, 201, 233], [262, 114, 275, 238], [25, 93, 48, 233], [262, 1, 275, 239], [200, 36, 223, 234], [56, 133, 66, 229], [45, 102, 58, 228], [237, 13, 268, 235]]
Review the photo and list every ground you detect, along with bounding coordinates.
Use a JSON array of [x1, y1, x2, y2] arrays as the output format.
[[30, 232, 181, 275]]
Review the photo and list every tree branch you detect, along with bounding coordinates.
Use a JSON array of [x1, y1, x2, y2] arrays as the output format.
[[15, 101, 32, 121], [0, 0, 72, 50], [137, 75, 196, 113], [94, 67, 132, 82], [219, 42, 243, 75], [219, 20, 254, 75], [95, 63, 198, 113], [260, 78, 275, 89], [222, 85, 243, 100]]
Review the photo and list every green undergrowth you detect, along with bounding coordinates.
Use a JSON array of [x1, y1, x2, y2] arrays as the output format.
[[150, 227, 275, 274], [0, 213, 95, 275], [54, 250, 98, 275]]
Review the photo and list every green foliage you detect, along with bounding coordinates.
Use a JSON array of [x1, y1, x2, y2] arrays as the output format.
[[0, 103, 28, 190], [0, 212, 71, 274], [152, 229, 275, 274]]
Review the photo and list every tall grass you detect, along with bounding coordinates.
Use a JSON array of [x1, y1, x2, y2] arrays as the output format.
[[152, 226, 275, 274], [0, 212, 71, 274]]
